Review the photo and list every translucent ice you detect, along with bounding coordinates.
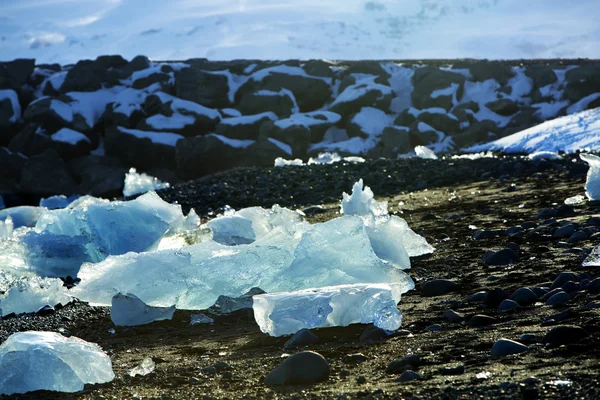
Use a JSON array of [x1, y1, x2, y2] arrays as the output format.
[[0, 206, 45, 228], [39, 195, 80, 210], [0, 216, 13, 238], [128, 357, 155, 377], [564, 195, 585, 205], [253, 283, 408, 336], [0, 331, 114, 395], [123, 167, 170, 197], [110, 293, 175, 326], [415, 145, 438, 160], [580, 153, 600, 200], [0, 276, 71, 316]]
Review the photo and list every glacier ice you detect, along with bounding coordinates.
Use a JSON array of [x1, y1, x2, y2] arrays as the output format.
[[580, 153, 600, 200], [128, 357, 155, 377], [415, 145, 438, 160], [0, 216, 13, 238], [123, 167, 170, 197], [39, 195, 80, 210], [0, 275, 71, 316], [110, 293, 175, 326], [253, 283, 408, 337], [0, 206, 45, 228], [0, 331, 114, 395], [0, 191, 190, 277]]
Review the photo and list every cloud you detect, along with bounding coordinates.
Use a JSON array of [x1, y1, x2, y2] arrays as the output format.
[[28, 32, 66, 48]]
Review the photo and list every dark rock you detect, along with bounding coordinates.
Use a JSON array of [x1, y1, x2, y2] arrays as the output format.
[[238, 90, 296, 118], [0, 92, 18, 131], [543, 325, 588, 347], [35, 305, 56, 316], [264, 351, 330, 385], [94, 55, 128, 70], [411, 67, 465, 110], [175, 68, 230, 108], [216, 113, 276, 141], [301, 60, 334, 78], [545, 291, 570, 306], [284, 329, 319, 349], [467, 314, 496, 327], [386, 355, 421, 374], [587, 278, 600, 294], [491, 338, 528, 357], [551, 272, 579, 289], [439, 365, 465, 375], [394, 370, 420, 383], [421, 279, 459, 297], [561, 281, 578, 293], [394, 109, 417, 127], [359, 325, 389, 343], [424, 324, 442, 332], [483, 248, 519, 266], [132, 72, 171, 90], [259, 121, 310, 158], [568, 231, 589, 243], [555, 204, 576, 218], [67, 155, 127, 197], [0, 59, 35, 90], [510, 287, 538, 306], [60, 60, 105, 93], [19, 150, 77, 195], [485, 99, 520, 116], [498, 299, 520, 311], [536, 208, 556, 219], [443, 309, 464, 322], [564, 65, 600, 102], [247, 137, 291, 166], [329, 83, 392, 117], [343, 353, 368, 364], [24, 97, 91, 133], [468, 61, 515, 85], [525, 65, 558, 88], [381, 126, 411, 156], [451, 120, 499, 148], [416, 112, 461, 134], [521, 221, 538, 229], [0, 147, 26, 188], [8, 124, 52, 157], [466, 291, 487, 303]]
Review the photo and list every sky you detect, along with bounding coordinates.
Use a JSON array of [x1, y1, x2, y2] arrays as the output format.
[[0, 0, 599, 64]]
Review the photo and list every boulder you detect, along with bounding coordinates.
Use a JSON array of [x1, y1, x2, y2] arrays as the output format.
[[564, 64, 600, 102], [8, 124, 53, 157], [247, 137, 292, 166], [259, 120, 310, 158], [525, 65, 558, 88], [411, 67, 465, 110], [102, 102, 146, 129], [60, 60, 105, 93], [416, 112, 460, 134], [175, 68, 230, 109], [468, 61, 515, 85], [132, 72, 171, 90], [104, 127, 180, 170], [381, 126, 411, 156], [274, 111, 341, 143], [67, 156, 127, 197], [238, 90, 296, 117], [409, 122, 440, 147], [175, 134, 251, 179], [0, 147, 26, 189], [0, 91, 19, 131], [0, 59, 35, 90], [302, 60, 335, 79], [24, 97, 91, 133], [343, 61, 390, 77], [394, 109, 417, 127], [94, 55, 128, 70], [329, 83, 393, 118], [485, 99, 520, 116], [452, 120, 499, 148], [216, 112, 277, 141], [19, 150, 77, 195]]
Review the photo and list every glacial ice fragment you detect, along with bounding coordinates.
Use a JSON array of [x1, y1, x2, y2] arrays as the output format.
[[580, 153, 600, 200], [0, 331, 114, 395], [0, 276, 71, 316], [565, 195, 585, 205], [253, 283, 409, 336], [0, 206, 45, 228], [128, 357, 155, 377], [39, 195, 80, 210], [110, 293, 175, 326], [0, 216, 13, 238], [123, 168, 170, 197]]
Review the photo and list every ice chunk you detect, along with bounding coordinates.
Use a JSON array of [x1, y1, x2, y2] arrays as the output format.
[[0, 206, 45, 228], [253, 283, 409, 336], [128, 357, 155, 377], [415, 145, 438, 160], [0, 331, 114, 395], [0, 216, 13, 238], [565, 195, 585, 205], [213, 287, 265, 314], [110, 293, 175, 326], [190, 313, 214, 325], [341, 179, 387, 219], [0, 276, 71, 316], [123, 168, 170, 197], [580, 153, 600, 200], [583, 245, 600, 267], [40, 195, 80, 210]]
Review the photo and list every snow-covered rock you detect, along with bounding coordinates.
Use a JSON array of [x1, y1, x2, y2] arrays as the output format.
[[0, 331, 114, 395]]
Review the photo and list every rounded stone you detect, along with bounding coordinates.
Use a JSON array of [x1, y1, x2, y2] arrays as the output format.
[[491, 338, 529, 357], [498, 299, 520, 311], [421, 279, 460, 297], [543, 325, 588, 347], [510, 287, 538, 306], [264, 351, 330, 385], [283, 328, 319, 349], [545, 291, 570, 306], [395, 370, 420, 383]]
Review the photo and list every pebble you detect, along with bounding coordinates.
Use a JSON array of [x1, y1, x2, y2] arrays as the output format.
[[283, 328, 319, 349], [484, 288, 508, 308], [536, 208, 556, 219], [421, 279, 460, 297], [473, 230, 504, 240], [490, 338, 529, 357], [555, 204, 576, 217], [359, 325, 389, 343], [343, 353, 368, 364], [466, 291, 487, 303], [424, 324, 442, 332], [541, 287, 563, 301], [543, 325, 588, 347], [553, 224, 575, 238], [35, 305, 55, 316], [551, 272, 579, 289], [264, 351, 330, 385], [443, 309, 464, 322], [356, 376, 367, 384], [544, 309, 572, 323], [568, 231, 589, 243], [521, 221, 537, 229], [467, 314, 496, 328], [584, 301, 600, 309], [386, 355, 421, 374], [546, 291, 570, 306], [561, 281, 578, 293], [394, 370, 420, 383], [532, 287, 548, 298], [519, 334, 538, 343], [510, 287, 538, 306], [587, 278, 600, 294], [498, 299, 520, 311], [483, 248, 519, 266]]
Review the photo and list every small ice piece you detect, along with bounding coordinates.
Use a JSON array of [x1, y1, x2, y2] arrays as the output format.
[[0, 331, 114, 395], [128, 357, 155, 377], [39, 195, 80, 210], [0, 206, 45, 228], [564, 195, 585, 205], [190, 313, 214, 326], [207, 214, 255, 245], [213, 287, 265, 313], [414, 146, 438, 160], [110, 293, 175, 326], [583, 245, 600, 267], [274, 157, 304, 167], [341, 179, 387, 218], [580, 153, 600, 200], [0, 216, 13, 238], [528, 151, 562, 161], [123, 168, 170, 197], [0, 276, 71, 316], [253, 283, 408, 337], [307, 152, 341, 165]]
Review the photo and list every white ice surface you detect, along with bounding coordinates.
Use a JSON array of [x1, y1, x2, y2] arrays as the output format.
[[51, 128, 90, 145], [123, 168, 170, 197], [0, 276, 71, 316], [580, 153, 600, 201]]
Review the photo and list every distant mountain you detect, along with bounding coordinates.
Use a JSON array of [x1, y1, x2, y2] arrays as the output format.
[[0, 0, 598, 64]]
